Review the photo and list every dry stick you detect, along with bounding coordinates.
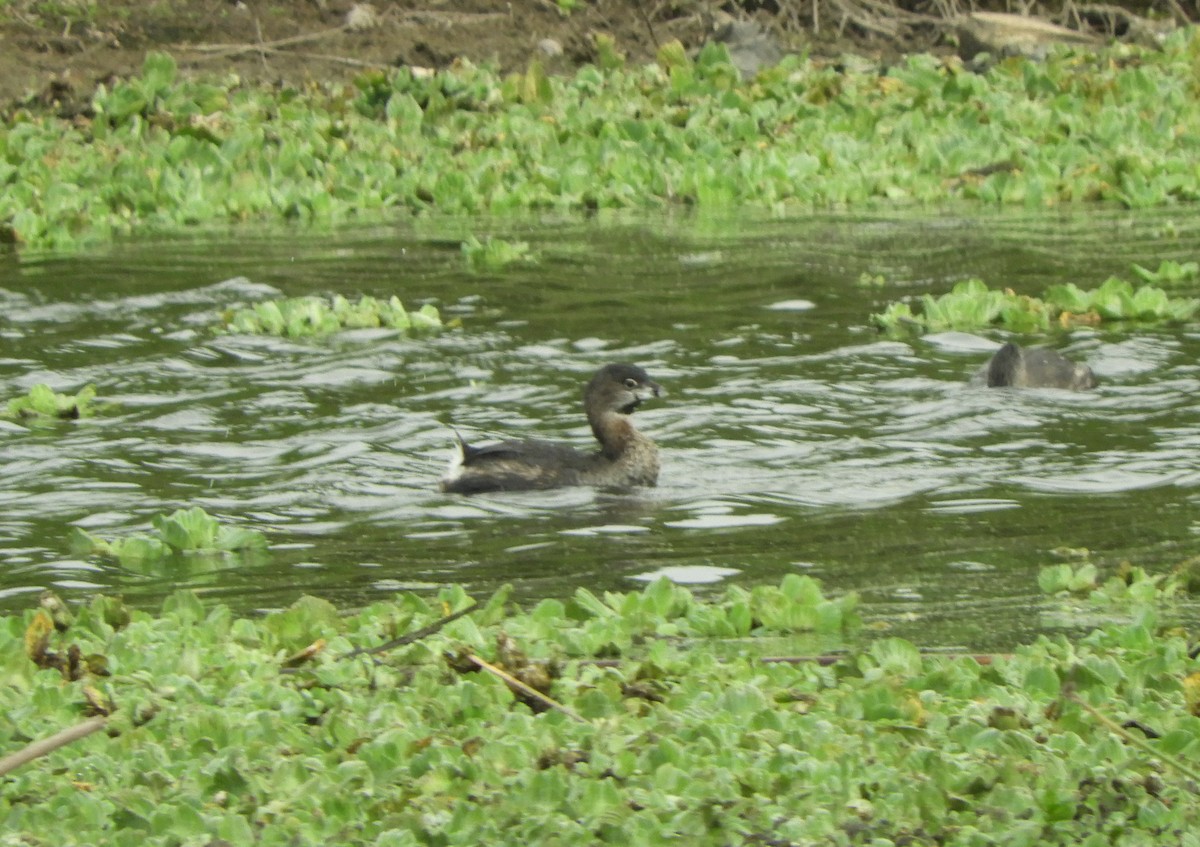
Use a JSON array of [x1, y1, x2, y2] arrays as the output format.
[[635, 2, 660, 49], [206, 46, 387, 70], [464, 653, 589, 724], [179, 25, 353, 60], [760, 653, 1005, 666], [854, 0, 942, 24], [1066, 691, 1200, 785], [281, 51, 388, 70], [1076, 2, 1183, 32], [1163, 0, 1193, 26], [278, 602, 480, 674], [253, 16, 269, 70], [343, 601, 479, 660], [0, 716, 108, 778], [580, 651, 1007, 669]]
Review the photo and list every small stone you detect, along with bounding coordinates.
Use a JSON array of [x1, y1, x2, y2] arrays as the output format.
[[537, 38, 564, 58], [346, 3, 381, 32], [710, 17, 782, 80]]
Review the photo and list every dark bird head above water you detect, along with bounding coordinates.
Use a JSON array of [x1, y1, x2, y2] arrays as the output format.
[[982, 342, 1096, 390], [440, 363, 663, 495]]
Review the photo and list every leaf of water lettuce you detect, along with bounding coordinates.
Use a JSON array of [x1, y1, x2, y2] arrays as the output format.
[[409, 303, 443, 331], [5, 383, 99, 421], [1043, 282, 1092, 314], [1131, 259, 1199, 285], [113, 535, 173, 566], [221, 295, 442, 337], [154, 507, 220, 551], [215, 525, 269, 553]]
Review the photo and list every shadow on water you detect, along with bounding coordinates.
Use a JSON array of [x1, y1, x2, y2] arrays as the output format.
[[2, 206, 1199, 648]]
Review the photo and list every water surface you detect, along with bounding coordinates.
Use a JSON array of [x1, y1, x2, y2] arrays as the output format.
[[2, 207, 1199, 649]]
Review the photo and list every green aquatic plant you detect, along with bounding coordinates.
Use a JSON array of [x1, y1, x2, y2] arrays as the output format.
[[218, 294, 443, 337], [461, 235, 536, 272], [1131, 259, 1200, 286], [9, 32, 1200, 250], [1038, 562, 1100, 595], [1044, 276, 1200, 322], [3, 383, 101, 422], [69, 506, 267, 569], [873, 276, 1200, 334], [1041, 562, 1181, 608], [871, 278, 1051, 333], [3, 572, 1200, 844]]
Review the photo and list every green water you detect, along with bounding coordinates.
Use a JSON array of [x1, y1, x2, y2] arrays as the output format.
[[2, 207, 1198, 648]]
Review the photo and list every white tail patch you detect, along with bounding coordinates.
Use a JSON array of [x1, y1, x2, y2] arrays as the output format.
[[441, 431, 467, 484]]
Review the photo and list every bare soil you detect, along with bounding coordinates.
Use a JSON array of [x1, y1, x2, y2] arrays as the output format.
[[0, 0, 1182, 112], [0, 0, 942, 110]]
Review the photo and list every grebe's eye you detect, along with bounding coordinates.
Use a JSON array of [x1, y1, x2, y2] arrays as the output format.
[[623, 378, 638, 389]]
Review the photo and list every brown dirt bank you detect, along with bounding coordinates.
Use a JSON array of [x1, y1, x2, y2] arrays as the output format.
[[0, 0, 1190, 110]]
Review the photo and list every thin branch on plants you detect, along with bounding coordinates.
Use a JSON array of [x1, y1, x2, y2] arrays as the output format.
[[344, 601, 479, 660], [0, 716, 108, 777], [761, 652, 1005, 666], [581, 651, 1008, 668], [1065, 690, 1200, 786], [464, 652, 589, 723]]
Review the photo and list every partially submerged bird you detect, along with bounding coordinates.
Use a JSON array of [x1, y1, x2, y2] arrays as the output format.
[[440, 363, 663, 494], [981, 342, 1097, 390]]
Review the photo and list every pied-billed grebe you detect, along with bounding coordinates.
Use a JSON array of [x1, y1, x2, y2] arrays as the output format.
[[981, 342, 1097, 390], [440, 363, 663, 494]]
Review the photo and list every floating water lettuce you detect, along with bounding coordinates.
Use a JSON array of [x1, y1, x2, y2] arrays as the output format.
[[4, 571, 1200, 844], [565, 572, 858, 648], [1038, 562, 1100, 595], [218, 294, 442, 338], [1040, 562, 1182, 610], [1130, 259, 1199, 286], [1045, 276, 1200, 322], [11, 32, 1200, 250], [70, 506, 268, 569], [871, 278, 1051, 333], [461, 235, 537, 272], [873, 276, 1200, 334], [3, 383, 101, 422]]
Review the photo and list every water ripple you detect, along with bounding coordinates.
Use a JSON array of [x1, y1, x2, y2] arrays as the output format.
[[4, 209, 1200, 648]]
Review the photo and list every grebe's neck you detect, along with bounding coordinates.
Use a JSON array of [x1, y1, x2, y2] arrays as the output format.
[[590, 410, 639, 460]]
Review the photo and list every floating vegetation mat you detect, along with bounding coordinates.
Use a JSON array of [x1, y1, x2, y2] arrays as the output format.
[[2, 384, 103, 422], [872, 272, 1200, 334], [7, 31, 1200, 250], [217, 295, 443, 337], [3, 570, 1199, 844]]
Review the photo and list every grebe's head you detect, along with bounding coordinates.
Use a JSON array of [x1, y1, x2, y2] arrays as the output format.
[[585, 363, 662, 415]]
